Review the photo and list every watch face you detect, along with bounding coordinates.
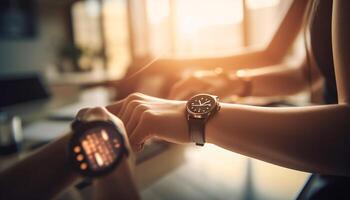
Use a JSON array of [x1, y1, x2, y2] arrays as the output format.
[[187, 94, 217, 115], [70, 121, 125, 177]]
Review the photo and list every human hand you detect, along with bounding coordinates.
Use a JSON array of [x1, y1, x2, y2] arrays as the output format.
[[168, 69, 243, 100], [76, 107, 140, 199], [75, 106, 134, 165], [106, 93, 189, 152], [76, 106, 130, 147]]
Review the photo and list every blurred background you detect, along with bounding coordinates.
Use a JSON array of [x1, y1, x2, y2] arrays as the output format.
[[0, 0, 310, 200], [0, 0, 290, 79]]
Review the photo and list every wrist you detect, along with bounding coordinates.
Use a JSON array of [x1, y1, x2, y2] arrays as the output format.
[[205, 106, 223, 144], [101, 156, 131, 179], [60, 132, 83, 179], [185, 94, 220, 146]]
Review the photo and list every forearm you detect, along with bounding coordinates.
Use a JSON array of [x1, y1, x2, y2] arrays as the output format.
[[332, 0, 350, 103], [154, 48, 276, 72], [0, 133, 80, 200], [93, 158, 140, 200], [153, 0, 308, 72], [243, 64, 309, 97], [207, 103, 350, 176]]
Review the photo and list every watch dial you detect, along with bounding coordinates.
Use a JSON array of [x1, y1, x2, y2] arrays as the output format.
[[187, 94, 216, 114], [73, 126, 122, 172]]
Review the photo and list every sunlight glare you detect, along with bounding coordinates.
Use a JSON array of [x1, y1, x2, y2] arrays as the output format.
[[247, 0, 280, 10], [147, 0, 170, 24], [176, 0, 243, 36]]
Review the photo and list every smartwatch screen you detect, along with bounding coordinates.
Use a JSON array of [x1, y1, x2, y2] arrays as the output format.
[[70, 121, 125, 177]]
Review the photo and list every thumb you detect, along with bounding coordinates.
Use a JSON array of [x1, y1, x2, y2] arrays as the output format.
[[129, 122, 153, 152]]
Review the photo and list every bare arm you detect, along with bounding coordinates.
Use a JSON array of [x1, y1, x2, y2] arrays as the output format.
[[93, 157, 139, 200], [150, 0, 308, 72], [242, 58, 322, 97], [332, 0, 350, 104], [110, 95, 350, 178], [206, 103, 350, 176], [0, 134, 80, 200], [0, 108, 140, 200], [169, 58, 322, 99], [106, 0, 350, 180]]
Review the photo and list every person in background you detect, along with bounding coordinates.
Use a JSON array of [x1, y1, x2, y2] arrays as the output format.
[[166, 0, 320, 102]]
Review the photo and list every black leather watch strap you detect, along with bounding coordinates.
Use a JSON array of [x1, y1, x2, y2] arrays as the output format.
[[188, 117, 206, 146]]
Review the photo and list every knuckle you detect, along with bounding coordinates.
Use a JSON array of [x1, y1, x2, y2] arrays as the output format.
[[126, 100, 143, 111], [130, 99, 142, 106], [135, 103, 148, 111], [128, 92, 143, 100], [142, 110, 158, 120], [142, 110, 153, 118]]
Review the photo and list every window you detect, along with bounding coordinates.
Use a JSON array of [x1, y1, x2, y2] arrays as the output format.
[[142, 0, 291, 58], [71, 0, 292, 77], [72, 0, 130, 79]]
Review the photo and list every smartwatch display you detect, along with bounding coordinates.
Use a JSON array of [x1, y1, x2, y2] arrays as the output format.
[[186, 94, 220, 146], [68, 120, 128, 177]]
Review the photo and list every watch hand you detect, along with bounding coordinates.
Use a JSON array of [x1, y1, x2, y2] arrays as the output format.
[[203, 100, 210, 104]]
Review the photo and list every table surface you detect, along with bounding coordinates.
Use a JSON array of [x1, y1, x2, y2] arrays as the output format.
[[141, 144, 310, 200]]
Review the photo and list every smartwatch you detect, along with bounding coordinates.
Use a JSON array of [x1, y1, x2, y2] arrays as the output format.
[[68, 120, 128, 177], [186, 94, 220, 146]]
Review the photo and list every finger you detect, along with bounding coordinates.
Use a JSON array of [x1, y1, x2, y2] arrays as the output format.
[[118, 93, 143, 117], [129, 120, 153, 152], [76, 108, 90, 120], [120, 100, 142, 123], [125, 104, 148, 135], [106, 99, 124, 115]]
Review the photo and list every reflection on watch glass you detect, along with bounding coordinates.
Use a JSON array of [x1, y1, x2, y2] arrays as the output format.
[[74, 126, 121, 171], [188, 95, 215, 114]]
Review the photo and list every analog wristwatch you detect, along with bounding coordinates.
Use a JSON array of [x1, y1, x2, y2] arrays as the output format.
[[68, 119, 128, 177], [186, 94, 220, 146]]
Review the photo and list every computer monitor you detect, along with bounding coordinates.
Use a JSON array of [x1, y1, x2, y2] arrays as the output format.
[[0, 73, 51, 108]]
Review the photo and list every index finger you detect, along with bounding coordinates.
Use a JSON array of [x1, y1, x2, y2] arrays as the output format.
[[106, 99, 124, 115]]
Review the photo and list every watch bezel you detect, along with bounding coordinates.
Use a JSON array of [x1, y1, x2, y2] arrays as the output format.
[[186, 94, 219, 118], [69, 120, 127, 177]]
